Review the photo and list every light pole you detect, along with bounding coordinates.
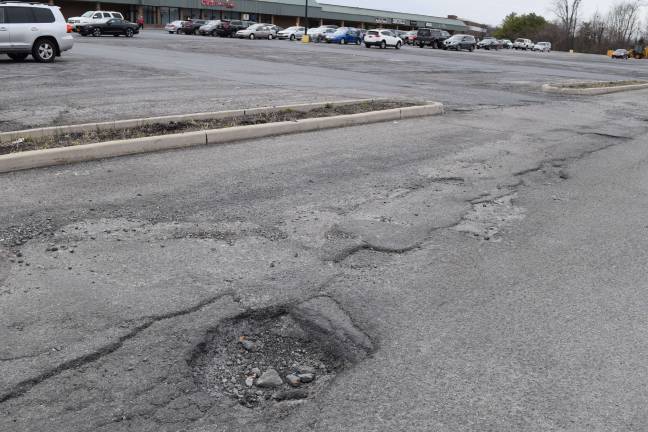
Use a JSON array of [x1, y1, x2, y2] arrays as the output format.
[[304, 0, 308, 33]]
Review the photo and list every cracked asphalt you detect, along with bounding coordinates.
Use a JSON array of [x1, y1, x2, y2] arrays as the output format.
[[2, 32, 648, 431]]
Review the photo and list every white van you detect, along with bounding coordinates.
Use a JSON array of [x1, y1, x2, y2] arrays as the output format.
[[0, 1, 74, 62]]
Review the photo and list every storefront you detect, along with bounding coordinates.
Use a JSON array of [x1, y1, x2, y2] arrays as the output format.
[[52, 0, 472, 34]]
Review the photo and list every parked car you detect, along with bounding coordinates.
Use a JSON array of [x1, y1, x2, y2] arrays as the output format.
[[501, 39, 513, 49], [611, 48, 628, 59], [0, 1, 74, 62], [443, 34, 476, 51], [177, 19, 206, 35], [214, 19, 254, 37], [277, 26, 304, 40], [236, 23, 277, 40], [198, 20, 221, 36], [513, 38, 533, 50], [477, 37, 500, 50], [403, 30, 417, 45], [164, 20, 184, 34], [325, 27, 361, 45], [307, 25, 337, 42], [78, 18, 138, 37], [393, 30, 407, 40], [533, 41, 551, 52], [364, 29, 402, 49], [416, 28, 450, 48], [67, 10, 123, 30]]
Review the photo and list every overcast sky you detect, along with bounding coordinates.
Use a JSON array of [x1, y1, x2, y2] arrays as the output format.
[[324, 0, 622, 27]]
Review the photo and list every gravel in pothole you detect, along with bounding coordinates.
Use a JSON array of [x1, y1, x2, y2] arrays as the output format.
[[190, 313, 342, 408]]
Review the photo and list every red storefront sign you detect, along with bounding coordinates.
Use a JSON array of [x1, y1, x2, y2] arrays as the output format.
[[200, 0, 235, 8]]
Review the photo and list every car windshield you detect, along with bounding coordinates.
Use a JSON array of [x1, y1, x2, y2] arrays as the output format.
[[333, 28, 348, 35], [448, 35, 462, 41], [367, 31, 379, 36], [81, 11, 94, 17]]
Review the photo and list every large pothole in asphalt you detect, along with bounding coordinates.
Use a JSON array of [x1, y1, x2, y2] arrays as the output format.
[[190, 296, 373, 408]]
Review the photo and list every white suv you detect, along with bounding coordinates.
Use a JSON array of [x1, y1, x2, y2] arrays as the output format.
[[513, 38, 533, 50], [67, 10, 124, 30], [0, 2, 74, 62]]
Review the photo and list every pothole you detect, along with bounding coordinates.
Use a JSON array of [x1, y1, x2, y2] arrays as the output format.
[[190, 297, 373, 409], [454, 193, 525, 241]]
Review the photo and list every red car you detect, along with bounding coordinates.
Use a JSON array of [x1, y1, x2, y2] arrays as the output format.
[[404, 30, 417, 45]]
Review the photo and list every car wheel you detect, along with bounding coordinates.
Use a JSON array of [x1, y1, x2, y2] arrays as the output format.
[[469, 45, 474, 52], [193, 29, 198, 35], [125, 28, 134, 38], [396, 41, 401, 49], [341, 39, 346, 44], [290, 34, 295, 41], [92, 27, 101, 37], [268, 34, 274, 40], [32, 38, 56, 63], [355, 39, 360, 45], [380, 40, 386, 49], [113, 34, 120, 37], [418, 42, 424, 48], [168, 31, 174, 34], [7, 53, 28, 61], [249, 34, 255, 40], [365, 43, 371, 48]]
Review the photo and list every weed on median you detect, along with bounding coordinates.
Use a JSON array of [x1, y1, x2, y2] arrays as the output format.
[[1, 101, 413, 155]]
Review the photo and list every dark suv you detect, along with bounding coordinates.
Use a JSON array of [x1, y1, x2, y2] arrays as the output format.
[[214, 19, 256, 37], [177, 19, 206, 35], [416, 28, 450, 49]]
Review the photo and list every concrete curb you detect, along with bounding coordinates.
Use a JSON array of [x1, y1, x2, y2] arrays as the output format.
[[0, 102, 443, 174], [0, 99, 379, 144], [542, 82, 648, 95]]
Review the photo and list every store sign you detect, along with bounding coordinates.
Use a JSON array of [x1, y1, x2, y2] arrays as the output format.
[[200, 0, 235, 8], [375, 17, 389, 24], [392, 18, 408, 25]]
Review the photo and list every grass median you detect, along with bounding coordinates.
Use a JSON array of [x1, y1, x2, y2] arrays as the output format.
[[1, 101, 414, 156], [558, 80, 646, 89]]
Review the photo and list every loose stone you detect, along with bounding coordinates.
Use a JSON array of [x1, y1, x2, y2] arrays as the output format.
[[298, 373, 315, 383], [285, 374, 301, 387], [255, 369, 283, 388]]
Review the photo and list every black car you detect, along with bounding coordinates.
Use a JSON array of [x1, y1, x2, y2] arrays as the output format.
[[78, 18, 139, 37], [443, 34, 476, 51], [177, 19, 206, 35], [416, 28, 450, 49], [214, 19, 256, 37]]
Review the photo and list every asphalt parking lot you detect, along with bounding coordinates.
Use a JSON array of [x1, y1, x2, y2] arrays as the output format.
[[1, 29, 647, 131], [3, 30, 648, 432]]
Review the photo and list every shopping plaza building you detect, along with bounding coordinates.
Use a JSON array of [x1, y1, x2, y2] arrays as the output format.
[[51, 0, 487, 34]]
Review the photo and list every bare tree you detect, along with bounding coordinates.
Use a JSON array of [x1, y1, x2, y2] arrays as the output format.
[[606, 0, 642, 45], [552, 0, 582, 48]]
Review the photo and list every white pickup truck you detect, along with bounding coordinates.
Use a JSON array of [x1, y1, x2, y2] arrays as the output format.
[[67, 11, 124, 30]]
